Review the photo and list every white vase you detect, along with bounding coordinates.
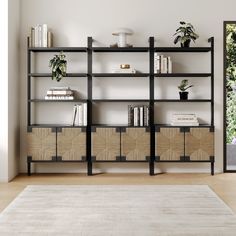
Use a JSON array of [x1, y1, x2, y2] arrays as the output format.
[[118, 33, 127, 47]]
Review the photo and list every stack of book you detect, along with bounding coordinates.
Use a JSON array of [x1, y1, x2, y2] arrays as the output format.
[[72, 103, 87, 126], [128, 105, 149, 126], [29, 24, 53, 47], [154, 53, 172, 74], [171, 113, 199, 126], [45, 87, 74, 100]]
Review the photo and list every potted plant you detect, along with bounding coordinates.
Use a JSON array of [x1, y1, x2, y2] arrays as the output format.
[[173, 21, 199, 48], [49, 52, 67, 82], [178, 79, 193, 100]]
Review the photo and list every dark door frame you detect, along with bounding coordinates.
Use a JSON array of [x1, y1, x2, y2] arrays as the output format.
[[224, 21, 236, 172]]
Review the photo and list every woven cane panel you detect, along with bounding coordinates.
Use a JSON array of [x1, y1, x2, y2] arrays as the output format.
[[185, 128, 214, 161], [27, 128, 56, 161], [121, 128, 150, 161], [57, 128, 86, 161], [92, 128, 120, 161], [155, 128, 184, 161]]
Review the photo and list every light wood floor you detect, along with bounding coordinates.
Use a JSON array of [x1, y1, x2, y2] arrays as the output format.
[[1, 173, 236, 214]]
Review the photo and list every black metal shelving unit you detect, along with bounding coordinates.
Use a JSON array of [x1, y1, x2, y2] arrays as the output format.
[[27, 36, 214, 176]]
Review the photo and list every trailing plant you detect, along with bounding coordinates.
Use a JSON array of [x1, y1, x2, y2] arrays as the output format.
[[178, 79, 193, 92], [173, 21, 199, 46], [49, 52, 67, 82]]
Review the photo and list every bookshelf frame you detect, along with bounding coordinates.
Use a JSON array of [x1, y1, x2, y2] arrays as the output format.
[[26, 36, 215, 176]]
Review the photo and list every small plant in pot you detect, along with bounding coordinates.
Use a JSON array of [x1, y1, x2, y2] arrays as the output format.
[[173, 21, 199, 48], [49, 52, 67, 82], [178, 79, 193, 100]]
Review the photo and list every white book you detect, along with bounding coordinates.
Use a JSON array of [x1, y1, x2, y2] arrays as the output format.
[[77, 104, 83, 126], [154, 55, 161, 73], [167, 57, 172, 73], [162, 57, 168, 73], [50, 86, 70, 90], [42, 24, 48, 47], [134, 107, 138, 126], [171, 122, 199, 126], [38, 25, 42, 47], [172, 114, 197, 118], [139, 106, 144, 126], [30, 27, 35, 47], [160, 55, 164, 73], [47, 90, 73, 95], [83, 103, 87, 126], [113, 68, 136, 73], [34, 25, 39, 47], [71, 105, 77, 126]]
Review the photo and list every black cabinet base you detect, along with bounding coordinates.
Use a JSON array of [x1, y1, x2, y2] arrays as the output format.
[[26, 160, 214, 176]]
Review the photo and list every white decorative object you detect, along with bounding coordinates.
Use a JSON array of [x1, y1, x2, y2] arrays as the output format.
[[112, 28, 133, 47]]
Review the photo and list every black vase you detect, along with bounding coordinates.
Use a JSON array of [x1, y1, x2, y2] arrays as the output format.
[[181, 39, 191, 48], [179, 91, 188, 100]]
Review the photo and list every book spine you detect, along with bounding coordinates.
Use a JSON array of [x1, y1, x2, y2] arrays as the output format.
[[140, 106, 144, 126], [34, 25, 39, 47], [30, 27, 35, 47], [154, 53, 161, 73], [143, 105, 147, 126], [167, 57, 172, 73], [71, 105, 77, 126], [47, 90, 73, 95], [38, 25, 42, 47], [160, 55, 164, 73], [45, 95, 74, 100], [128, 105, 133, 126], [76, 104, 83, 126], [162, 57, 168, 73], [47, 31, 53, 48], [83, 103, 87, 126], [146, 106, 149, 126], [134, 107, 138, 126], [42, 24, 48, 47]]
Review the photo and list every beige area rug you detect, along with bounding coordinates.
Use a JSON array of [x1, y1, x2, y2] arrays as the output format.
[[0, 185, 236, 236]]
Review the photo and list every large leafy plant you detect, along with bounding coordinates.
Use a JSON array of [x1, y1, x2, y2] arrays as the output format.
[[174, 21, 199, 46], [49, 52, 67, 82], [178, 79, 193, 92]]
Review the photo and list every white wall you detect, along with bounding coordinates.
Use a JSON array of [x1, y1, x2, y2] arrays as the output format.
[[19, 0, 236, 174], [0, 0, 9, 182], [0, 0, 20, 182], [8, 0, 20, 180]]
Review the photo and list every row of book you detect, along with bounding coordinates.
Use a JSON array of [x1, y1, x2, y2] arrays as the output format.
[[29, 24, 53, 47], [171, 113, 199, 126], [128, 105, 150, 126], [72, 103, 87, 126], [45, 87, 74, 100], [154, 53, 173, 74]]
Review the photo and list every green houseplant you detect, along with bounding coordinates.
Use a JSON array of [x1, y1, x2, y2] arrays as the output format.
[[49, 52, 67, 82], [174, 21, 199, 48], [178, 79, 193, 100]]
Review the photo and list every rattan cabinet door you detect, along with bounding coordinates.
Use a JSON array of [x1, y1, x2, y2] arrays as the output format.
[[155, 127, 184, 161], [91, 127, 120, 161], [27, 128, 56, 161], [185, 127, 214, 161], [57, 128, 86, 161], [121, 128, 150, 161]]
